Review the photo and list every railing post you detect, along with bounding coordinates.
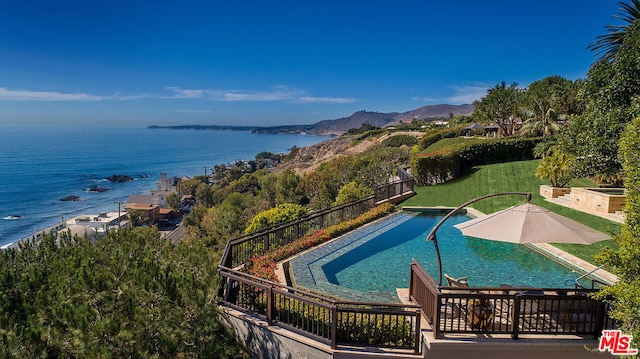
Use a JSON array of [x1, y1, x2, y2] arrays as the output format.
[[222, 277, 230, 302], [263, 233, 269, 253], [594, 299, 606, 339], [331, 306, 338, 349], [434, 295, 442, 339], [409, 261, 415, 299], [512, 294, 521, 340], [414, 309, 422, 354], [267, 286, 274, 325]]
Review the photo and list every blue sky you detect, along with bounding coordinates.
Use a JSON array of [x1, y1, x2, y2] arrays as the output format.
[[0, 1, 622, 127]]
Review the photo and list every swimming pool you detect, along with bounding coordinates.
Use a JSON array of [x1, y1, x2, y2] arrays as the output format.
[[289, 210, 588, 303]]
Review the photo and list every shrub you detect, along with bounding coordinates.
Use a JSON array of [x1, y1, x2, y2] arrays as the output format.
[[535, 152, 575, 187], [381, 134, 419, 148], [334, 182, 374, 206], [417, 127, 465, 151], [244, 203, 309, 234]]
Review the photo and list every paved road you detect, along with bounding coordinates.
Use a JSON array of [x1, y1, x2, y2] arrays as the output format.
[[162, 224, 184, 244]]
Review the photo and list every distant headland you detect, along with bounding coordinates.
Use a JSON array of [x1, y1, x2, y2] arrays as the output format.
[[148, 124, 314, 135], [148, 103, 474, 136]]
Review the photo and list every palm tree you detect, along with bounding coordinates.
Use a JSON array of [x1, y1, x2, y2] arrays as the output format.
[[587, 0, 640, 62], [535, 152, 575, 188], [519, 97, 564, 139]]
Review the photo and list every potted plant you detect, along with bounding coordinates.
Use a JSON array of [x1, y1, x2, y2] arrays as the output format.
[[536, 152, 575, 199]]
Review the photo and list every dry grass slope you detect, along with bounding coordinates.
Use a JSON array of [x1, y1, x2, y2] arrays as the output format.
[[276, 131, 423, 175]]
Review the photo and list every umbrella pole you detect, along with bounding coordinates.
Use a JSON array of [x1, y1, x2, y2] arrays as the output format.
[[431, 233, 443, 286], [425, 192, 531, 285]]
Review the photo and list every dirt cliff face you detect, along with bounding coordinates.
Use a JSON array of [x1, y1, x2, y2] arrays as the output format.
[[276, 131, 424, 175]]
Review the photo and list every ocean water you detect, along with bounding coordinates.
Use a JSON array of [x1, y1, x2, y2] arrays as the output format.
[[0, 125, 329, 247]]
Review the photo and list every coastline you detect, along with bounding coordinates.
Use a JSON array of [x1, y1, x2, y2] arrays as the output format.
[[0, 126, 330, 247]]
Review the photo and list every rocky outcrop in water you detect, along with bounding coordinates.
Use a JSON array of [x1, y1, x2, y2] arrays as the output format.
[[106, 174, 134, 182], [61, 195, 82, 202], [87, 185, 109, 192]]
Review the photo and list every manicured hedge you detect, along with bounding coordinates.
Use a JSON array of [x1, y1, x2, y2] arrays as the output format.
[[417, 127, 465, 151], [411, 137, 541, 185], [381, 134, 419, 147]]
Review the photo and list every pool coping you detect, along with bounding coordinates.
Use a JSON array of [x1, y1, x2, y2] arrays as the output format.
[[274, 206, 618, 303]]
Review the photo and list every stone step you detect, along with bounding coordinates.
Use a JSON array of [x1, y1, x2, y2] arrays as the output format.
[[553, 195, 572, 205]]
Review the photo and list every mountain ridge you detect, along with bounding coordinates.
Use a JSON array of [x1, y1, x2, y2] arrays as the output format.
[[148, 103, 474, 136]]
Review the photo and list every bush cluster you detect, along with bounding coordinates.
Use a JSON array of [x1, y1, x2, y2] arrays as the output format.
[[381, 134, 419, 148], [416, 127, 465, 151]]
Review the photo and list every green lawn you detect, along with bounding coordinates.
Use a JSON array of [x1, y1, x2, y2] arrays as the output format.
[[400, 160, 620, 268]]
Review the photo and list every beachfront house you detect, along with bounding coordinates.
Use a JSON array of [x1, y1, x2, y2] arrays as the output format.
[[124, 203, 160, 226]]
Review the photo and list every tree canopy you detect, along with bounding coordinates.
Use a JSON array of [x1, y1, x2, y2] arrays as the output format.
[[584, 2, 640, 347], [596, 105, 640, 348], [0, 228, 248, 358], [472, 81, 521, 136], [588, 0, 640, 62], [560, 20, 640, 183]]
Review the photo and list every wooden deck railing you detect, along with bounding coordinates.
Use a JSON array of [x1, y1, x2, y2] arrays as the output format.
[[220, 195, 377, 268], [219, 266, 422, 351], [409, 260, 612, 340]]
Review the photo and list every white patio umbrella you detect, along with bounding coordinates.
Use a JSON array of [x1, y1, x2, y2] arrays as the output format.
[[453, 202, 610, 244]]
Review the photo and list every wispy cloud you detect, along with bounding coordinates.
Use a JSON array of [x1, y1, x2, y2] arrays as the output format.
[[412, 84, 490, 105], [209, 86, 300, 102], [411, 96, 439, 103], [166, 85, 356, 104], [445, 84, 489, 104], [0, 87, 105, 101], [164, 87, 204, 99], [295, 96, 356, 104], [0, 85, 356, 104], [0, 87, 151, 101], [172, 109, 212, 113]]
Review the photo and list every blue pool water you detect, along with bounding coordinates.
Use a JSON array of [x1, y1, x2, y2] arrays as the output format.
[[289, 210, 587, 303]]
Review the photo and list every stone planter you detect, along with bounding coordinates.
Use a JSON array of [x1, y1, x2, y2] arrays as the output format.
[[539, 185, 571, 199], [570, 187, 626, 214]]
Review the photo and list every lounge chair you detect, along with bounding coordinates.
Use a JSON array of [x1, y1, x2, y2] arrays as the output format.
[[443, 274, 494, 329], [444, 274, 469, 287]]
